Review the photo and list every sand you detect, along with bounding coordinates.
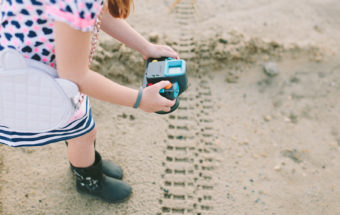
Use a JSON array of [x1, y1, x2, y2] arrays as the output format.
[[1, 0, 340, 214]]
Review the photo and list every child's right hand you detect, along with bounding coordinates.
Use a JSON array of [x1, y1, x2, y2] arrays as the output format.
[[139, 81, 176, 113]]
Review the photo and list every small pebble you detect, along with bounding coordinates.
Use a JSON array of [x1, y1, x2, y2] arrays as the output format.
[[264, 115, 271, 121], [219, 38, 228, 44], [263, 62, 279, 77], [218, 32, 230, 44], [274, 165, 281, 171]]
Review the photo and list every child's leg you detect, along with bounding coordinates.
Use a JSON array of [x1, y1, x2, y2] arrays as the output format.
[[67, 126, 97, 168], [65, 126, 123, 179], [66, 125, 131, 203]]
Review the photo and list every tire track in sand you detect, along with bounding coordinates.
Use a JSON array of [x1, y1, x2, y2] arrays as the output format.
[[158, 1, 220, 214]]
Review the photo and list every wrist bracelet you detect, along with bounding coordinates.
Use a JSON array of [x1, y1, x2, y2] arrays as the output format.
[[133, 87, 143, 109]]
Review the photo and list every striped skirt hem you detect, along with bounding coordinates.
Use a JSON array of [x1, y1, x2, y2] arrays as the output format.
[[0, 97, 95, 147]]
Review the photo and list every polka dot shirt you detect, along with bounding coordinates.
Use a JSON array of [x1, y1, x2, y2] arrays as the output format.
[[0, 0, 104, 68]]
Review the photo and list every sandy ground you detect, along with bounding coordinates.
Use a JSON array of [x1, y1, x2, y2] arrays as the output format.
[[1, 0, 340, 214]]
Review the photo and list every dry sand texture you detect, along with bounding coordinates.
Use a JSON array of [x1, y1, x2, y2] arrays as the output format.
[[1, 0, 340, 214]]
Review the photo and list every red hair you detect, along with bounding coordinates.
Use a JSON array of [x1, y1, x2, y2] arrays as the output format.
[[107, 0, 134, 19]]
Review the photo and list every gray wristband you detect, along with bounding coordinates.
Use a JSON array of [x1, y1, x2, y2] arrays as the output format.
[[133, 87, 143, 109]]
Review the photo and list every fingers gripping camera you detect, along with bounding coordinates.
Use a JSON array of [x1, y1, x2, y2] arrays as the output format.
[[143, 57, 188, 114]]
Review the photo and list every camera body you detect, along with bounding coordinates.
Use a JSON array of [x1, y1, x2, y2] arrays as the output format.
[[143, 57, 188, 114]]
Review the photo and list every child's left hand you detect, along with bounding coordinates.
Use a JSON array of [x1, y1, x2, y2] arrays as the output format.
[[143, 43, 179, 60]]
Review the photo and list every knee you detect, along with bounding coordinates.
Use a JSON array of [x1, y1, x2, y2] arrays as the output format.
[[87, 126, 98, 143], [67, 126, 98, 147]]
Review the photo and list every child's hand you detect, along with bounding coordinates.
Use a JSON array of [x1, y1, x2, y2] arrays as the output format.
[[143, 43, 179, 60], [139, 81, 176, 113]]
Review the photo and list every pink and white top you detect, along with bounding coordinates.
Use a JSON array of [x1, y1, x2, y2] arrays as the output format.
[[0, 0, 104, 68]]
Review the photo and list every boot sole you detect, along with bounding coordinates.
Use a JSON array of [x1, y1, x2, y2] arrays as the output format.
[[76, 186, 132, 203]]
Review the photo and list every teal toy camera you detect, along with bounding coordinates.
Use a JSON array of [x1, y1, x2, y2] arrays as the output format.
[[143, 57, 188, 114]]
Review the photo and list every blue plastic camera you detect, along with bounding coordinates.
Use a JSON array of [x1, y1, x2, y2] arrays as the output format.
[[143, 57, 188, 114]]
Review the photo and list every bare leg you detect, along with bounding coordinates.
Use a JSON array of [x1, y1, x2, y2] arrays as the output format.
[[67, 126, 98, 168]]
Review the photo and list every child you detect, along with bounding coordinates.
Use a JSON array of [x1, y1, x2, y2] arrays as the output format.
[[0, 0, 179, 203]]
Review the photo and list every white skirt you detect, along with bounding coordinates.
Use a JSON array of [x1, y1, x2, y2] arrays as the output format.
[[0, 96, 95, 147], [0, 56, 95, 147]]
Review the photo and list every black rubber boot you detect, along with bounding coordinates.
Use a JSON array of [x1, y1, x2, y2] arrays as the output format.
[[101, 159, 123, 179], [71, 152, 131, 203], [66, 141, 123, 179], [70, 153, 123, 180]]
